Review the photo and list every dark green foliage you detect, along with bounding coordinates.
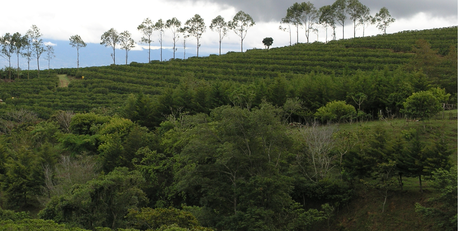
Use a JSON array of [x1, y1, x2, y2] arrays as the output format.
[[38, 167, 147, 230], [415, 167, 457, 231]]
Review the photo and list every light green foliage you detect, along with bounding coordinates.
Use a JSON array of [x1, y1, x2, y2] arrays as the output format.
[[39, 167, 147, 230], [415, 167, 457, 231], [69, 113, 111, 135], [0, 219, 90, 230], [126, 207, 200, 230], [314, 100, 356, 122], [98, 117, 156, 172], [402, 90, 442, 120]]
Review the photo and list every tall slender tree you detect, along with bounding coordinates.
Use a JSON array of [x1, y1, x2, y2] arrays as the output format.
[[229, 10, 255, 52], [154, 19, 166, 61], [166, 17, 182, 59], [0, 33, 14, 79], [69, 35, 86, 69], [279, 17, 292, 46], [332, 0, 347, 39], [347, 0, 367, 38], [137, 18, 155, 63], [319, 5, 336, 43], [299, 1, 318, 43], [359, 6, 372, 37], [44, 45, 55, 77], [23, 30, 33, 79], [119, 31, 135, 65], [100, 28, 120, 65], [12, 32, 27, 79], [185, 14, 206, 57], [29, 25, 45, 78], [180, 26, 190, 59], [210, 15, 229, 55], [285, 3, 303, 44], [373, 7, 395, 34]]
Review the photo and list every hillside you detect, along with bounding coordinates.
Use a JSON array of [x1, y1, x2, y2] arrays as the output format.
[[0, 26, 457, 119]]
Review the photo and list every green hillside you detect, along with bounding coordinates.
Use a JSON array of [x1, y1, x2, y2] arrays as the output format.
[[0, 26, 457, 120], [0, 27, 457, 231]]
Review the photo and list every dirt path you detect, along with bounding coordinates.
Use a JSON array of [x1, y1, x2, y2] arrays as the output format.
[[58, 74, 71, 87]]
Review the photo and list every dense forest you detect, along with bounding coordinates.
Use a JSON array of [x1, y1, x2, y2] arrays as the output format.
[[0, 25, 457, 231]]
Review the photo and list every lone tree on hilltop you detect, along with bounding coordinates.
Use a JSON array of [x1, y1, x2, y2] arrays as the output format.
[[69, 34, 86, 69], [229, 10, 255, 52], [100, 28, 120, 65], [262, 37, 273, 49]]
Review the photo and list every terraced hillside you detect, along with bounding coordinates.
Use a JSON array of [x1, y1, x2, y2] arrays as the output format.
[[0, 26, 457, 119]]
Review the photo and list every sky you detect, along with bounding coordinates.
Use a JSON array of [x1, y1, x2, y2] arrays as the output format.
[[0, 0, 458, 66]]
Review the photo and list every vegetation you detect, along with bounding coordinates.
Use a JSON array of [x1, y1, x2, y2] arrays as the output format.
[[0, 25, 457, 231]]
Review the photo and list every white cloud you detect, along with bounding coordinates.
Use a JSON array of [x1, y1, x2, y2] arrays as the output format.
[[44, 41, 57, 46]]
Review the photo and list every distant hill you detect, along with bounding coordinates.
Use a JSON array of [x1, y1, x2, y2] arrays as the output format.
[[0, 40, 203, 70]]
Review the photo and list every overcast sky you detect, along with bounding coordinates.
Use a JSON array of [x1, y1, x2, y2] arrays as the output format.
[[1, 0, 458, 56]]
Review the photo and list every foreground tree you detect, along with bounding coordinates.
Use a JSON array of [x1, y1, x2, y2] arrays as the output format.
[[166, 17, 182, 59], [119, 30, 135, 65], [137, 18, 155, 63], [373, 7, 395, 34], [69, 34, 86, 69], [185, 14, 206, 57], [100, 28, 120, 65], [209, 15, 229, 55], [229, 10, 255, 52]]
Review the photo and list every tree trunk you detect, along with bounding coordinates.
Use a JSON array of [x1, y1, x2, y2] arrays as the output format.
[[77, 46, 80, 69], [196, 37, 199, 57], [125, 49, 128, 65], [17, 53, 20, 79], [37, 57, 40, 78]]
